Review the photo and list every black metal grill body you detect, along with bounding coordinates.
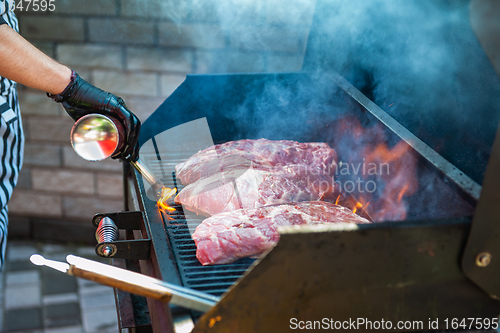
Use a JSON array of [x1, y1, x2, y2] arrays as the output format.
[[116, 72, 500, 332]]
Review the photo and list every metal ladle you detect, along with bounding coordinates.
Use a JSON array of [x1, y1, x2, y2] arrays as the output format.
[[70, 114, 164, 194]]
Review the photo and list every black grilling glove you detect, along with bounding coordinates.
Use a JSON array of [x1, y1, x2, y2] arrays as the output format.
[[48, 71, 141, 162]]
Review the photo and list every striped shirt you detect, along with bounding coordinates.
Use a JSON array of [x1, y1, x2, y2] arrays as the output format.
[[0, 0, 11, 15], [0, 0, 25, 270], [0, 0, 18, 94]]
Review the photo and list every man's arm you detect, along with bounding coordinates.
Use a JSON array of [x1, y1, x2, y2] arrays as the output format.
[[0, 23, 140, 161], [0, 24, 71, 94]]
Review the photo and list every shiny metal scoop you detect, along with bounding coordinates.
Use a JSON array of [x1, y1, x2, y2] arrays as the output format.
[[70, 114, 165, 194], [70, 114, 125, 161]]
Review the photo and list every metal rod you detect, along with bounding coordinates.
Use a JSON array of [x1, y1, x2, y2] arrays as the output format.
[[130, 158, 165, 195]]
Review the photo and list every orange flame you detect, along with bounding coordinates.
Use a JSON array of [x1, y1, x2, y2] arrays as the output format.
[[397, 183, 410, 203], [157, 187, 177, 213], [352, 201, 363, 214], [364, 140, 418, 221], [333, 116, 418, 222]]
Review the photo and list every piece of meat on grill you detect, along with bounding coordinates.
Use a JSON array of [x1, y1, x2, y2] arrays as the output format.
[[192, 201, 370, 265], [175, 165, 336, 216], [175, 138, 337, 185]]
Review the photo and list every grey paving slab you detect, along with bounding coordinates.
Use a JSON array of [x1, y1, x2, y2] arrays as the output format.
[[43, 292, 79, 306], [44, 302, 81, 328], [6, 270, 40, 286], [81, 307, 119, 333], [5, 259, 35, 272], [79, 289, 116, 310], [2, 241, 119, 333], [41, 267, 78, 295], [41, 244, 68, 254], [44, 325, 84, 333], [6, 244, 39, 262], [5, 284, 41, 309], [3, 307, 43, 331]]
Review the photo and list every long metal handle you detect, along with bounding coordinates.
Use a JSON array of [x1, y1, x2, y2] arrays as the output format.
[[31, 254, 219, 312], [66, 255, 219, 312]]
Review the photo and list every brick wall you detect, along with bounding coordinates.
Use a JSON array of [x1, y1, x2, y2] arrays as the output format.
[[8, 0, 315, 243]]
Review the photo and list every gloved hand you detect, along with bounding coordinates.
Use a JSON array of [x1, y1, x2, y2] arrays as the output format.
[[48, 71, 141, 162]]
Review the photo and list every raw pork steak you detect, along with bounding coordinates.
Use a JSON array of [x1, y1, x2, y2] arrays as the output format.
[[175, 139, 336, 185], [192, 201, 370, 265], [175, 165, 335, 216]]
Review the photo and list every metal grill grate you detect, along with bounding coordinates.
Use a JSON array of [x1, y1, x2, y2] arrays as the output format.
[[146, 148, 255, 297], [161, 206, 255, 297]]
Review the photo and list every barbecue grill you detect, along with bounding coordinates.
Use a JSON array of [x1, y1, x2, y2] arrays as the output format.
[[90, 1, 500, 332]]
